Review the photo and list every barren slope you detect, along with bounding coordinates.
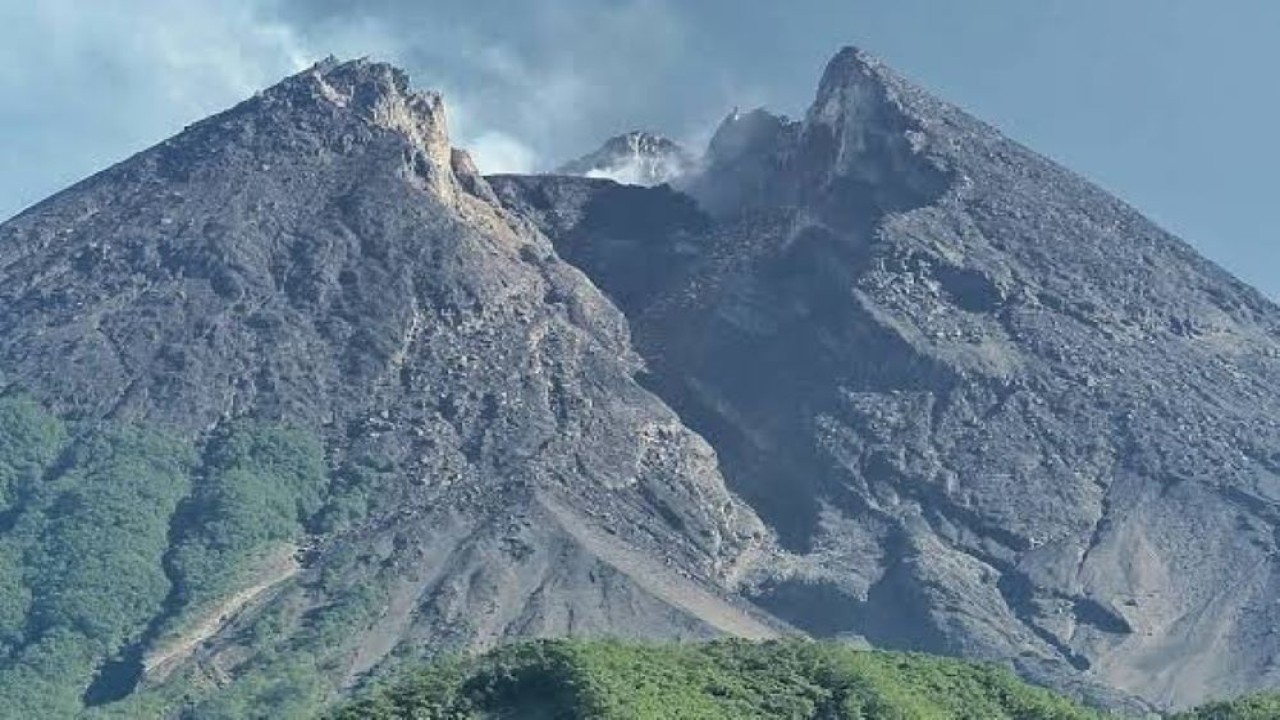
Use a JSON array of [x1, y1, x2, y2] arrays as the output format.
[[492, 48, 1280, 710]]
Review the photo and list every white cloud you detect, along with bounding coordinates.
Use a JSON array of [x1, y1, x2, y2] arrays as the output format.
[[584, 154, 689, 186], [1, 0, 308, 116], [0, 0, 315, 218], [277, 0, 699, 171], [0, 0, 706, 217], [463, 132, 538, 175]]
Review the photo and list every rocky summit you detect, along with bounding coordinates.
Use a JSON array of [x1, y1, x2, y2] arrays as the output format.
[[0, 46, 1277, 717], [556, 130, 695, 186]]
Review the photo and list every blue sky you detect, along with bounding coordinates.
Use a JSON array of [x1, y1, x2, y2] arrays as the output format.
[[1, 0, 1276, 296]]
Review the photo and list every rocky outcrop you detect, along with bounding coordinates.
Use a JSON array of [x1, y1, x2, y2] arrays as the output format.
[[492, 47, 1280, 711]]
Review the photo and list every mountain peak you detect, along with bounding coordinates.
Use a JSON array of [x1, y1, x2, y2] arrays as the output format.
[[557, 130, 694, 186], [243, 57, 460, 201], [319, 60, 452, 185], [705, 108, 792, 166], [822, 45, 886, 78], [813, 46, 908, 102]]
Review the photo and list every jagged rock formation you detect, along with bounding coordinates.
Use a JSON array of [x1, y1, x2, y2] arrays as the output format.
[[0, 58, 775, 714], [492, 48, 1280, 710], [557, 131, 694, 186]]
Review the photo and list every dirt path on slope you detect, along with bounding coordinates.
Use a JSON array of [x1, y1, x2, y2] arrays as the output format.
[[538, 492, 783, 640], [144, 545, 301, 683]]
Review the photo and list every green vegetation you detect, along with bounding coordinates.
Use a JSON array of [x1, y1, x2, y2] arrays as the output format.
[[0, 394, 360, 717], [330, 639, 1101, 720], [326, 640, 1280, 720], [140, 578, 387, 719], [166, 422, 326, 623], [1171, 693, 1280, 719], [0, 395, 66, 512], [0, 404, 193, 717]]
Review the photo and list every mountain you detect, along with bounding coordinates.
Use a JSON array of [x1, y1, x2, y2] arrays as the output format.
[[0, 45, 1277, 717], [0, 58, 774, 717], [556, 131, 694, 186], [492, 48, 1280, 710]]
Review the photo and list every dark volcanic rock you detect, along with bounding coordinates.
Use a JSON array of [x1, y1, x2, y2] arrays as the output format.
[[488, 174, 713, 313], [0, 58, 775, 700], [492, 48, 1280, 710]]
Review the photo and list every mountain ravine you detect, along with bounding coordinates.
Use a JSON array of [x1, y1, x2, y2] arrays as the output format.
[[0, 47, 1276, 715]]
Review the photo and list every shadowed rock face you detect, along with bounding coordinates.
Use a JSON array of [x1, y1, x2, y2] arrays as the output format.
[[492, 47, 1280, 710], [0, 58, 773, 704]]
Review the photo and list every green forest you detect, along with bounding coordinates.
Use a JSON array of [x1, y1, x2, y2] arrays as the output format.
[[330, 638, 1280, 720], [0, 394, 353, 717], [330, 639, 1099, 719]]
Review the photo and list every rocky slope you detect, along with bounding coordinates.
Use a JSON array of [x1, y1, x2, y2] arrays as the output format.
[[491, 48, 1280, 710], [0, 58, 774, 715]]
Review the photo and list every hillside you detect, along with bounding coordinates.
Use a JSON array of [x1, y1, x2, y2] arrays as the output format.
[[1170, 695, 1280, 720], [329, 639, 1100, 720]]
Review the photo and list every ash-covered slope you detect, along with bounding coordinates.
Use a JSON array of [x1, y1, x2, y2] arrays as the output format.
[[491, 48, 1280, 710], [0, 59, 774, 714]]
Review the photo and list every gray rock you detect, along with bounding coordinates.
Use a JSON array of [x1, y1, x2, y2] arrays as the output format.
[[491, 47, 1280, 711]]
